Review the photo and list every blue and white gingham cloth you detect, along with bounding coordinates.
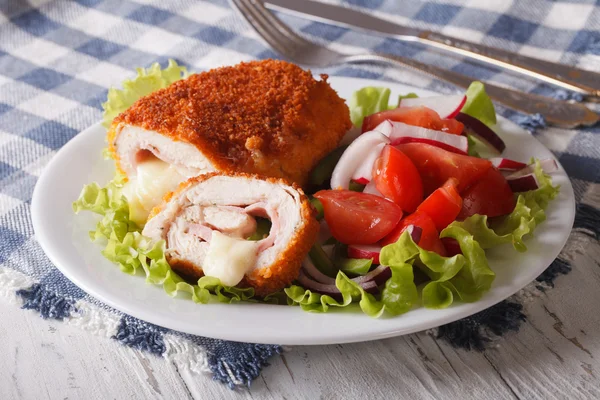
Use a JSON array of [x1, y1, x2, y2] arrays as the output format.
[[1, 0, 599, 388]]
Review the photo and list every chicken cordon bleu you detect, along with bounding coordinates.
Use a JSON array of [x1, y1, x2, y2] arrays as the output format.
[[109, 60, 352, 224], [142, 173, 319, 295]]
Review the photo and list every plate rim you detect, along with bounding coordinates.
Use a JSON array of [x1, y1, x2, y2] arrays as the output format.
[[31, 76, 576, 345]]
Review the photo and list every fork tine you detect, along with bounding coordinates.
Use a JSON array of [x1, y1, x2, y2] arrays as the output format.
[[245, 0, 312, 48], [232, 0, 298, 60]]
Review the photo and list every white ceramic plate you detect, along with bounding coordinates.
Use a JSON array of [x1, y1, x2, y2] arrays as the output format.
[[32, 77, 575, 345]]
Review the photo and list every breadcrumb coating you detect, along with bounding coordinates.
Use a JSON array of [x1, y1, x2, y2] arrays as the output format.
[[108, 59, 352, 186]]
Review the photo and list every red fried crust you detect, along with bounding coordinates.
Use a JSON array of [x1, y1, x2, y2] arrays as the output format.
[[107, 59, 351, 186]]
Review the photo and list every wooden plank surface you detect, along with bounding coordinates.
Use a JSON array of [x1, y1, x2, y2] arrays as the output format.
[[1, 247, 599, 399]]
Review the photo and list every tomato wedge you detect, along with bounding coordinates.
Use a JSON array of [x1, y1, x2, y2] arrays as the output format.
[[314, 190, 403, 245], [396, 143, 493, 195], [380, 212, 447, 256], [458, 167, 516, 219], [362, 106, 464, 135], [416, 178, 463, 231], [372, 145, 423, 213]]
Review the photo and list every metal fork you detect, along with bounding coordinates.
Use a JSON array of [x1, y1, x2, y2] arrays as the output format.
[[230, 0, 599, 129]]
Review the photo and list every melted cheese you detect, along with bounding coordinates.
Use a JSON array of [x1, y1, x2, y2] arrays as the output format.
[[122, 158, 186, 225], [202, 231, 259, 286]]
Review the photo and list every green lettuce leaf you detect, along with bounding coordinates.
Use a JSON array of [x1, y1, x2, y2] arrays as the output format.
[[285, 265, 417, 317], [339, 258, 372, 276], [73, 176, 257, 304], [380, 263, 419, 315], [285, 272, 358, 313], [466, 134, 482, 158], [286, 233, 420, 317], [349, 87, 391, 127], [397, 92, 418, 103], [196, 276, 255, 303], [287, 223, 498, 315], [384, 229, 493, 307], [461, 81, 497, 127], [439, 226, 495, 303], [448, 160, 559, 252], [102, 59, 187, 128]]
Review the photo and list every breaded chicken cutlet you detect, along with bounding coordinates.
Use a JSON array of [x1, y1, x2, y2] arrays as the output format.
[[108, 59, 352, 187], [108, 59, 348, 294], [143, 173, 319, 296]]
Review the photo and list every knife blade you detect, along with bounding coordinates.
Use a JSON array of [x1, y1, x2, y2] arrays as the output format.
[[264, 0, 422, 39], [264, 0, 600, 98]]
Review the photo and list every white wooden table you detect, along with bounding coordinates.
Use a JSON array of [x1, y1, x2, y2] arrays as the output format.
[[1, 243, 599, 399]]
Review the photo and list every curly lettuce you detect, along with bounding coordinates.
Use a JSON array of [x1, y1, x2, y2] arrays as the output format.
[[338, 257, 372, 276], [285, 228, 494, 316], [73, 177, 257, 304], [102, 59, 188, 128], [461, 81, 497, 127], [349, 87, 391, 127]]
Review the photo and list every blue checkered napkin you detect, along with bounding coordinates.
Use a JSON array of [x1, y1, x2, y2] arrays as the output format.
[[1, 0, 600, 388]]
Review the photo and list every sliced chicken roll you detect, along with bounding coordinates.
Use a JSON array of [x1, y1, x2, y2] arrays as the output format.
[[109, 60, 351, 223], [142, 173, 319, 295]]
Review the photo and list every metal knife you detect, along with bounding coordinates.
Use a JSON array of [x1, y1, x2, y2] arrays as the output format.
[[265, 0, 600, 99]]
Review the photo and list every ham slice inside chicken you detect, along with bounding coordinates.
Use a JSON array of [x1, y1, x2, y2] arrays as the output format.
[[178, 203, 278, 252], [142, 175, 304, 286]]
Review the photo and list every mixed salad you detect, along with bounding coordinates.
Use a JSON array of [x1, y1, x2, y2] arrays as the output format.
[[293, 83, 559, 316], [74, 61, 559, 317]]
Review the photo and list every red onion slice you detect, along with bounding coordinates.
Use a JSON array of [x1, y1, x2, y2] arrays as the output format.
[[374, 120, 469, 155], [301, 258, 336, 285], [507, 158, 558, 179], [352, 177, 370, 185], [400, 94, 467, 119], [373, 120, 393, 136], [317, 219, 332, 245], [297, 271, 378, 301], [442, 237, 462, 256], [490, 158, 527, 171], [351, 265, 391, 286], [406, 224, 423, 245], [351, 142, 387, 184], [507, 173, 539, 192], [331, 130, 390, 190], [346, 224, 421, 270], [348, 244, 382, 264], [363, 181, 383, 197], [455, 112, 505, 154]]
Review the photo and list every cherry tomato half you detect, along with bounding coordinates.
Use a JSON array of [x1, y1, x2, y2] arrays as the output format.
[[362, 106, 464, 135], [458, 167, 516, 219], [417, 178, 463, 231], [314, 190, 403, 245], [380, 212, 447, 256], [396, 143, 493, 196], [372, 145, 424, 213]]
